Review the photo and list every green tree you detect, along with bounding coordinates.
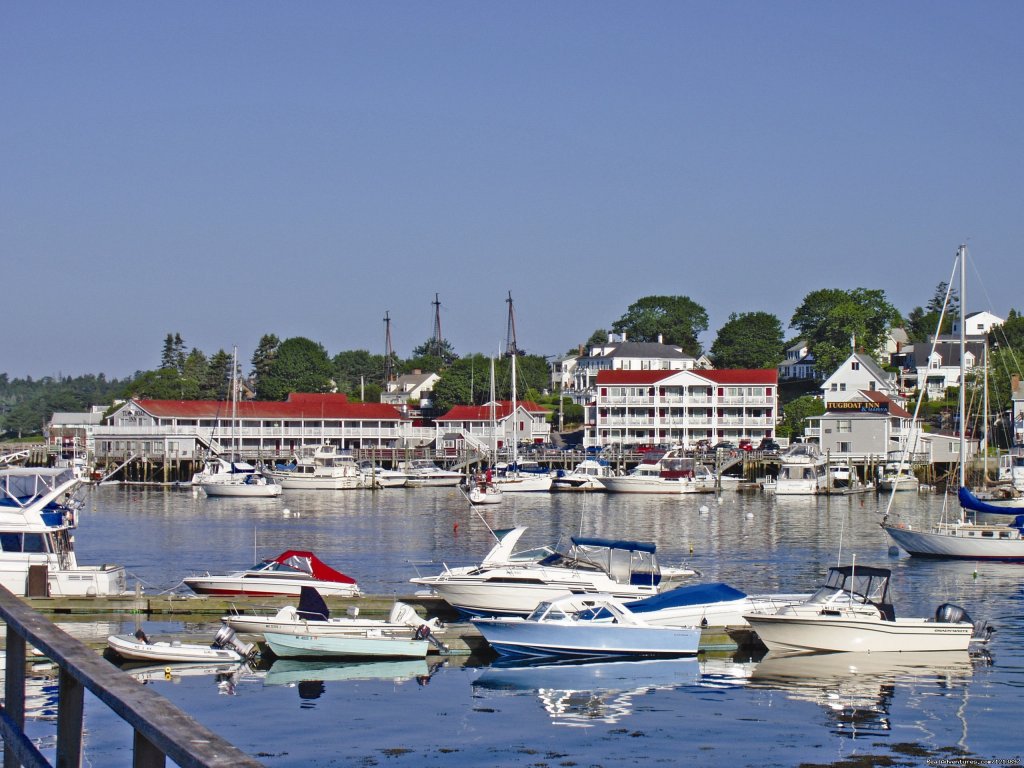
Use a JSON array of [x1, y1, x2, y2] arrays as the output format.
[[334, 350, 385, 397], [159, 333, 186, 371], [611, 296, 708, 356], [790, 288, 901, 375], [122, 368, 190, 400], [204, 349, 234, 400], [250, 334, 280, 397], [778, 395, 825, 440], [710, 312, 785, 369], [410, 337, 458, 367], [990, 309, 1024, 351], [257, 337, 335, 401]]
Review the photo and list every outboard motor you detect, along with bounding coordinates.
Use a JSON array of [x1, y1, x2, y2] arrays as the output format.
[[213, 625, 257, 659], [935, 603, 995, 643], [935, 603, 969, 624]]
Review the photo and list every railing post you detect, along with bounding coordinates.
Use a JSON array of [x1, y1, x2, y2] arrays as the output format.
[[3, 625, 26, 768], [55, 669, 83, 768], [133, 730, 165, 768]]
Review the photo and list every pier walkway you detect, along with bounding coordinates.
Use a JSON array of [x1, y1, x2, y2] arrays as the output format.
[[0, 585, 264, 768]]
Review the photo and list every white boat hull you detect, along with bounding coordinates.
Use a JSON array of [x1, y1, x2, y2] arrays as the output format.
[[405, 476, 462, 487], [631, 594, 810, 629], [883, 522, 1024, 561], [493, 474, 553, 493], [263, 631, 428, 659], [200, 480, 282, 497], [412, 575, 663, 616], [600, 477, 712, 494], [744, 613, 973, 654], [107, 634, 247, 663], [272, 475, 361, 490], [183, 575, 360, 598], [473, 617, 701, 659]]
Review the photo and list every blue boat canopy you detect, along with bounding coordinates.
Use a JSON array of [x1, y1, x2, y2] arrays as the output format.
[[958, 486, 1024, 516], [624, 583, 747, 613], [570, 536, 656, 554]]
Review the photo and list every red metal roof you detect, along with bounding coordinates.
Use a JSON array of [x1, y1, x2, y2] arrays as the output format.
[[436, 400, 550, 422], [134, 393, 406, 421]]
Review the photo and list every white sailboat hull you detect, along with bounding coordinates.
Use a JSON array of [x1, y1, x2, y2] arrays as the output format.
[[883, 522, 1024, 561], [600, 477, 712, 494]]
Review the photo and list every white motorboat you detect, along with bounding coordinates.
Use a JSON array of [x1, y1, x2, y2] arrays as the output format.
[[743, 564, 992, 654], [411, 531, 694, 616], [877, 457, 920, 492], [600, 448, 715, 494], [551, 459, 614, 492], [199, 461, 283, 498], [269, 445, 362, 490], [184, 550, 361, 597], [223, 586, 443, 637], [0, 467, 127, 597], [472, 593, 702, 659], [771, 443, 829, 495], [263, 629, 431, 659], [400, 459, 464, 487], [882, 245, 1024, 560], [622, 582, 809, 629], [357, 460, 408, 488], [107, 626, 257, 663]]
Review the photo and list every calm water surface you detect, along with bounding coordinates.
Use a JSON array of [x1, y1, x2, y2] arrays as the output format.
[[27, 486, 1024, 766]]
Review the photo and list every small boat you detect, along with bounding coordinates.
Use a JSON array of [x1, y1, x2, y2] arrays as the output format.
[[269, 445, 362, 490], [600, 448, 714, 494], [771, 443, 829, 495], [357, 460, 408, 488], [472, 593, 702, 659], [400, 459, 464, 487], [262, 629, 431, 659], [184, 550, 361, 598], [623, 582, 809, 629], [551, 459, 614, 492], [411, 530, 695, 616], [467, 481, 503, 505], [223, 586, 443, 637], [743, 563, 993, 654], [199, 459, 283, 498], [877, 457, 920, 492], [107, 626, 257, 663]]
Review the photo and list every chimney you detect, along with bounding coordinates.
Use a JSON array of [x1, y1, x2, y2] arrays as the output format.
[[658, 333, 663, 344], [607, 333, 613, 343], [1013, 374, 1021, 393], [622, 332, 627, 342]]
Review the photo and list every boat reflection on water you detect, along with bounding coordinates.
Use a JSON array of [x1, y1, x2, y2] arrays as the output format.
[[472, 656, 700, 727], [749, 650, 980, 738], [264, 659, 446, 704], [123, 661, 253, 695]]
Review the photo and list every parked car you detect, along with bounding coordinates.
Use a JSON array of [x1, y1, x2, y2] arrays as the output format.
[[693, 439, 712, 453], [758, 438, 780, 453], [713, 441, 736, 452], [739, 439, 754, 452]]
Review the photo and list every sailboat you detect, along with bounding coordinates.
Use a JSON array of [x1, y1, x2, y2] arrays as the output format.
[[492, 294, 552, 493], [200, 347, 282, 498], [882, 245, 1024, 560], [465, 359, 504, 505]]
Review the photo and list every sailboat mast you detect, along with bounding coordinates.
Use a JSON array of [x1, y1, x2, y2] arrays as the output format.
[[489, 357, 497, 460], [231, 345, 239, 458], [958, 245, 967, 489]]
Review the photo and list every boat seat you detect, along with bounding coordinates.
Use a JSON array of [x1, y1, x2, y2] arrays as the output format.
[[274, 606, 299, 621]]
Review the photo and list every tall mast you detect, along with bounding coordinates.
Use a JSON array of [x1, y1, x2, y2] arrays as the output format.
[[958, 244, 967, 489], [489, 357, 497, 460], [383, 311, 394, 387], [431, 293, 443, 358], [505, 291, 519, 358], [231, 345, 238, 458]]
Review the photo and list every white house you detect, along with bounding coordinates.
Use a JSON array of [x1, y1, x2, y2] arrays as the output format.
[[820, 353, 901, 404], [433, 400, 552, 455], [778, 340, 818, 380], [951, 310, 1003, 338], [380, 371, 441, 409], [907, 336, 985, 398], [569, 334, 708, 395]]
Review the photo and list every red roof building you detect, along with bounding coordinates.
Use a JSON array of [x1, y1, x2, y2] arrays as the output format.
[[434, 400, 552, 452]]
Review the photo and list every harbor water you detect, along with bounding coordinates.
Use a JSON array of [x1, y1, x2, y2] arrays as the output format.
[[20, 485, 1024, 766]]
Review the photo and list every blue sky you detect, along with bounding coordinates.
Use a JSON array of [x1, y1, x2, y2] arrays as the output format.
[[4, 3, 1023, 380]]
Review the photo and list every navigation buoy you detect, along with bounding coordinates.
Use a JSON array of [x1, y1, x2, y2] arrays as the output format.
[[699, 505, 709, 515], [283, 508, 291, 516], [745, 511, 754, 519]]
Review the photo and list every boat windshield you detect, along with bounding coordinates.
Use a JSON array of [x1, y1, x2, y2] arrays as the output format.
[[527, 602, 555, 622], [807, 565, 893, 607]]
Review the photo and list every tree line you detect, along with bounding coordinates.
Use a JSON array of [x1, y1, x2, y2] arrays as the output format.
[[4, 284, 1022, 440]]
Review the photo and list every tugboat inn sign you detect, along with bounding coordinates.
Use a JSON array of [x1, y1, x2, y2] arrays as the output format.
[[826, 401, 890, 414]]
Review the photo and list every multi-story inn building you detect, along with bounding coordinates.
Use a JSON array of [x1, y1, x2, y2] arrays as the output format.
[[587, 368, 778, 449], [433, 400, 552, 455]]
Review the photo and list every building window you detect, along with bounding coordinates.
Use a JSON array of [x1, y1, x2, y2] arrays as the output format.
[[851, 361, 860, 371], [837, 420, 851, 433], [839, 383, 846, 391], [837, 441, 852, 452]]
